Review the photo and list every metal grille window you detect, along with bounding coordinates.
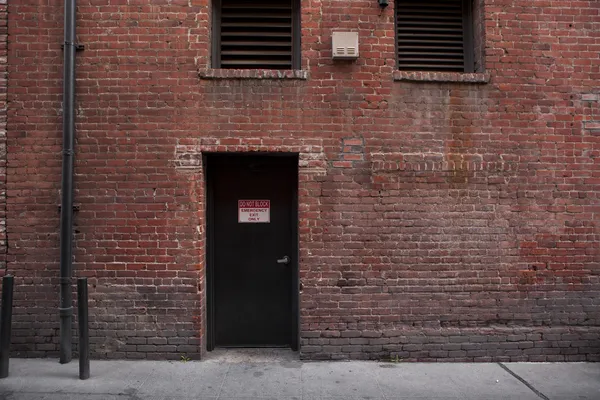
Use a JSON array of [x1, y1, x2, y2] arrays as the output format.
[[396, 0, 474, 72], [213, 0, 300, 69]]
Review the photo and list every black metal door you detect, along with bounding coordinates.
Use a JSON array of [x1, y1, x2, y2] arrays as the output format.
[[208, 155, 297, 347]]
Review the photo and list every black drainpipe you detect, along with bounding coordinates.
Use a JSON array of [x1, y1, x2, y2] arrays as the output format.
[[59, 0, 76, 364]]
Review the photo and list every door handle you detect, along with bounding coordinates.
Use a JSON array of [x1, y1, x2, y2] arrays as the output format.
[[276, 256, 290, 265]]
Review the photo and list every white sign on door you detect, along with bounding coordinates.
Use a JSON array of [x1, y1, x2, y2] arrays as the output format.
[[238, 200, 270, 223]]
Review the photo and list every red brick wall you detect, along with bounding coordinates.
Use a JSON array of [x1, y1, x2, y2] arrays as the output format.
[[7, 0, 600, 361], [0, 0, 7, 283]]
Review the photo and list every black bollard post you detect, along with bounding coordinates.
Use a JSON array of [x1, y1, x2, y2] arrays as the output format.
[[0, 275, 14, 379], [77, 277, 89, 380]]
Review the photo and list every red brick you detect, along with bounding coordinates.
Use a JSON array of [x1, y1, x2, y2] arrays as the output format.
[[4, 0, 600, 361]]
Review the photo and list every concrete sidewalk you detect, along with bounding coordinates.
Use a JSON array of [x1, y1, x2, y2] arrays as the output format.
[[0, 350, 599, 400]]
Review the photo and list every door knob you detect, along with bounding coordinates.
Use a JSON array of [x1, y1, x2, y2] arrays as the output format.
[[276, 256, 290, 265]]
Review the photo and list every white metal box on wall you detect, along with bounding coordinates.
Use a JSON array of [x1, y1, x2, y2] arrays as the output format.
[[332, 31, 359, 59]]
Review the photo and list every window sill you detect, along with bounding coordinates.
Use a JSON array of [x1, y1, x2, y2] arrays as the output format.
[[198, 69, 309, 80], [393, 71, 490, 84]]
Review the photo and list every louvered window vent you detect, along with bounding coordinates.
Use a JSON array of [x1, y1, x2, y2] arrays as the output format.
[[396, 0, 474, 72], [215, 0, 300, 69]]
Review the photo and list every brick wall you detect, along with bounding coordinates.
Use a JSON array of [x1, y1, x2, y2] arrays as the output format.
[[6, 0, 600, 361], [0, 0, 7, 283]]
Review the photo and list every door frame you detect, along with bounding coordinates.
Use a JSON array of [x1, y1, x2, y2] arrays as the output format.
[[204, 153, 300, 351]]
